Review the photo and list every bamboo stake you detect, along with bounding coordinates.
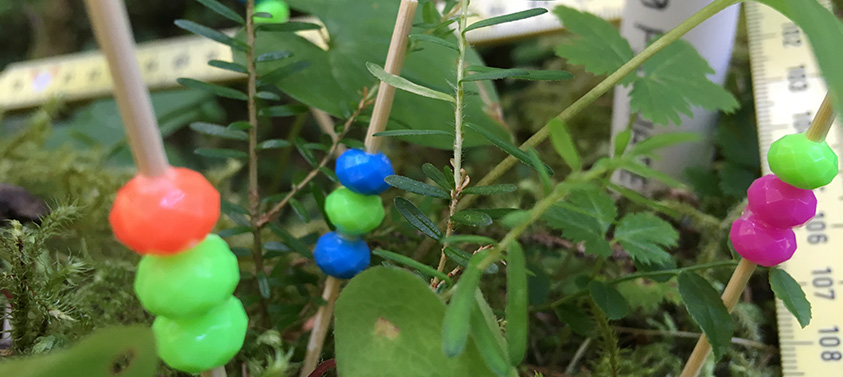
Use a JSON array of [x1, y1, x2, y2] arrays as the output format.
[[363, 0, 420, 153], [200, 367, 227, 377], [300, 1, 419, 375], [681, 93, 835, 376], [679, 258, 756, 377], [82, 0, 169, 177]]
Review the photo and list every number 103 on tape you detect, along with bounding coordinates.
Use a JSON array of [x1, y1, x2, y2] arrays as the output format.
[[746, 1, 843, 375]]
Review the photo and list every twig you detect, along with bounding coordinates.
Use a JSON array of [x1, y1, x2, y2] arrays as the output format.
[[363, 0, 420, 153], [679, 258, 756, 377], [565, 337, 592, 374], [299, 277, 342, 377], [82, 0, 169, 176], [805, 92, 835, 142], [306, 359, 337, 377]]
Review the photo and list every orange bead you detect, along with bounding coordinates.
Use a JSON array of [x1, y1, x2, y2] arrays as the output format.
[[109, 167, 220, 255]]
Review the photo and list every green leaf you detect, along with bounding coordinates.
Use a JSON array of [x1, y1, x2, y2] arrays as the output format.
[[505, 242, 528, 366], [619, 159, 684, 188], [629, 132, 701, 157], [677, 272, 734, 360], [268, 224, 313, 257], [441, 235, 497, 245], [177, 78, 248, 100], [289, 197, 310, 222], [614, 213, 677, 264], [588, 280, 629, 320], [462, 184, 517, 196], [443, 251, 486, 357], [613, 129, 632, 156], [174, 19, 248, 51], [451, 210, 493, 227], [630, 39, 739, 125], [256, 50, 293, 62], [208, 60, 248, 74], [386, 175, 451, 199], [190, 122, 248, 141], [334, 268, 495, 377], [256, 22, 323, 32], [0, 326, 156, 377], [470, 292, 513, 377], [196, 0, 245, 24], [423, 163, 454, 190], [367, 62, 455, 102], [257, 60, 311, 85], [527, 147, 552, 194], [195, 148, 248, 159], [464, 8, 548, 33], [257, 271, 271, 298], [256, 139, 292, 150], [374, 129, 453, 137], [410, 34, 458, 51], [553, 6, 634, 81], [509, 70, 573, 81], [444, 246, 499, 275], [548, 119, 581, 171], [757, 0, 843, 125], [394, 197, 443, 240], [259, 104, 309, 117], [554, 304, 595, 337], [217, 226, 252, 238], [543, 188, 617, 258], [229, 120, 252, 130], [373, 249, 452, 285], [462, 68, 530, 82], [294, 137, 318, 166], [465, 123, 552, 175], [769, 268, 812, 328]]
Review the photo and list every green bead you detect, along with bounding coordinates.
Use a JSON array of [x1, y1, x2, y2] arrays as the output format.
[[135, 234, 239, 318], [153, 296, 248, 373], [254, 0, 290, 24], [768, 133, 838, 189], [325, 187, 384, 235]]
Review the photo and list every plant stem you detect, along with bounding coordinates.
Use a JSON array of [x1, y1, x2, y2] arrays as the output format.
[[459, 0, 740, 212], [300, 277, 342, 377], [805, 92, 835, 142], [680, 258, 756, 377], [200, 367, 227, 377], [244, 0, 271, 327]]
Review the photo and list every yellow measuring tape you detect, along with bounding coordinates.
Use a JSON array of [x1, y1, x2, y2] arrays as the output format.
[[746, 1, 843, 375], [0, 1, 624, 112]]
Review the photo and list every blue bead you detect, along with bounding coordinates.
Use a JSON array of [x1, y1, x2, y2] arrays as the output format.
[[313, 232, 370, 279], [335, 149, 395, 195]]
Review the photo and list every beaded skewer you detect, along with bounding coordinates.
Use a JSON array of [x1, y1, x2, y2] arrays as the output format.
[[680, 93, 838, 376]]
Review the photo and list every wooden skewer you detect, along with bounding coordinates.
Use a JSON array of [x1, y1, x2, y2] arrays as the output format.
[[363, 0, 420, 153], [681, 93, 836, 376], [82, 0, 169, 177], [200, 367, 228, 377], [300, 1, 419, 375]]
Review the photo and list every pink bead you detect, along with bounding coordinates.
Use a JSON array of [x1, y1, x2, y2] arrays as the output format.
[[747, 174, 817, 229], [729, 212, 796, 267]]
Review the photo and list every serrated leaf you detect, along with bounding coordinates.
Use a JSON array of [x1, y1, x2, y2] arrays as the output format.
[[196, 0, 245, 24], [423, 163, 454, 190], [410, 34, 458, 51], [256, 50, 293, 62], [190, 122, 248, 140], [769, 268, 812, 328], [677, 272, 733, 360], [334, 268, 495, 377], [464, 8, 548, 33], [462, 184, 517, 196], [174, 19, 248, 51], [367, 62, 455, 102], [386, 175, 451, 199], [177, 78, 248, 100], [373, 249, 451, 285], [548, 119, 581, 170], [629, 39, 738, 125], [256, 22, 323, 32], [208, 60, 248, 74], [374, 129, 453, 137], [543, 188, 617, 257], [462, 68, 529, 82], [256, 139, 292, 150], [451, 210, 493, 227], [465, 123, 552, 175], [553, 6, 634, 82], [614, 213, 677, 264], [195, 148, 248, 159], [394, 197, 442, 240], [588, 280, 629, 320], [629, 132, 701, 157]]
